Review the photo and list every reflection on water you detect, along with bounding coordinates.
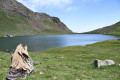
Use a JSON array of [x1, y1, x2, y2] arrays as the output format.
[[0, 34, 119, 52]]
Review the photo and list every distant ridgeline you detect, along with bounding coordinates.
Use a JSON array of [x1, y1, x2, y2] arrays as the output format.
[[0, 0, 72, 37], [85, 21, 120, 36]]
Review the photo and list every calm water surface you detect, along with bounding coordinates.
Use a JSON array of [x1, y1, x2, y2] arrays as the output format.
[[0, 34, 119, 52]]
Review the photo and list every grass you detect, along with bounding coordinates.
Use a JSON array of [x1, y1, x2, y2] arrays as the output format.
[[0, 10, 40, 37], [41, 20, 71, 34], [0, 39, 120, 80], [41, 20, 56, 28]]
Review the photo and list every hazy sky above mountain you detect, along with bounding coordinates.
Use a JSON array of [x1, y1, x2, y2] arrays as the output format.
[[17, 0, 120, 33]]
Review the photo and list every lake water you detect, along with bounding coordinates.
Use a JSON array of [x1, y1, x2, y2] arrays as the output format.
[[0, 34, 119, 52]]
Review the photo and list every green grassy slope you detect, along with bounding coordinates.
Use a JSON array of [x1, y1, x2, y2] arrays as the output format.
[[85, 22, 120, 36], [0, 39, 120, 80], [0, 10, 38, 36], [0, 10, 68, 37]]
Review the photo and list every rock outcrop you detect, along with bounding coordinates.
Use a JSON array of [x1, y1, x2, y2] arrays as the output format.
[[0, 0, 72, 36], [6, 44, 34, 80]]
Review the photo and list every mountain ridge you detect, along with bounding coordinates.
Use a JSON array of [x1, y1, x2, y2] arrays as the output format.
[[84, 21, 120, 36], [0, 0, 72, 36]]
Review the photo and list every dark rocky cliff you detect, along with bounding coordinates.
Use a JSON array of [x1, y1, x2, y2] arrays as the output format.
[[0, 0, 72, 36]]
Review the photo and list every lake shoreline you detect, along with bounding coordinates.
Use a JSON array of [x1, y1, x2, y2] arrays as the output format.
[[0, 33, 72, 38], [0, 34, 119, 52], [73, 32, 120, 37]]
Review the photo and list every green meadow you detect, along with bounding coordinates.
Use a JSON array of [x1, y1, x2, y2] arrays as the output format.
[[0, 40, 120, 80]]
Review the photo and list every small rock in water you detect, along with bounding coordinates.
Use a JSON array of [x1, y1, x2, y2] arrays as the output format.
[[94, 59, 115, 68]]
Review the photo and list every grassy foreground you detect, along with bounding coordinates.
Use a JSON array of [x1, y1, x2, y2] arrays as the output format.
[[0, 40, 120, 80]]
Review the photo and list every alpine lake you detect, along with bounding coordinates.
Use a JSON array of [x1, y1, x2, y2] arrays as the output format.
[[0, 34, 119, 52]]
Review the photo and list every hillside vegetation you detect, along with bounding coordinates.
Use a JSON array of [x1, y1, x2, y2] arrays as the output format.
[[85, 21, 120, 36], [0, 10, 37, 36], [0, 10, 65, 37], [0, 0, 72, 37], [0, 40, 120, 80]]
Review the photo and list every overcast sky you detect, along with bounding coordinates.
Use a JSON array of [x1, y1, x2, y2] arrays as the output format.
[[17, 0, 120, 33]]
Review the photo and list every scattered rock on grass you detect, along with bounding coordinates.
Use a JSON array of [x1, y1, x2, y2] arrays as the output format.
[[53, 77, 57, 80], [117, 39, 120, 41], [4, 35, 14, 37], [76, 78, 80, 80], [40, 72, 43, 75], [33, 61, 40, 65], [94, 59, 115, 68]]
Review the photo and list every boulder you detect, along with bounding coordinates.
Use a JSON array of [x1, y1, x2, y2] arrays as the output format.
[[6, 44, 34, 80], [94, 59, 115, 68]]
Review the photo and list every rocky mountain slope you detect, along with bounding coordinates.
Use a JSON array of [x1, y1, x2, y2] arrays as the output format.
[[0, 0, 72, 36], [85, 21, 120, 36]]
